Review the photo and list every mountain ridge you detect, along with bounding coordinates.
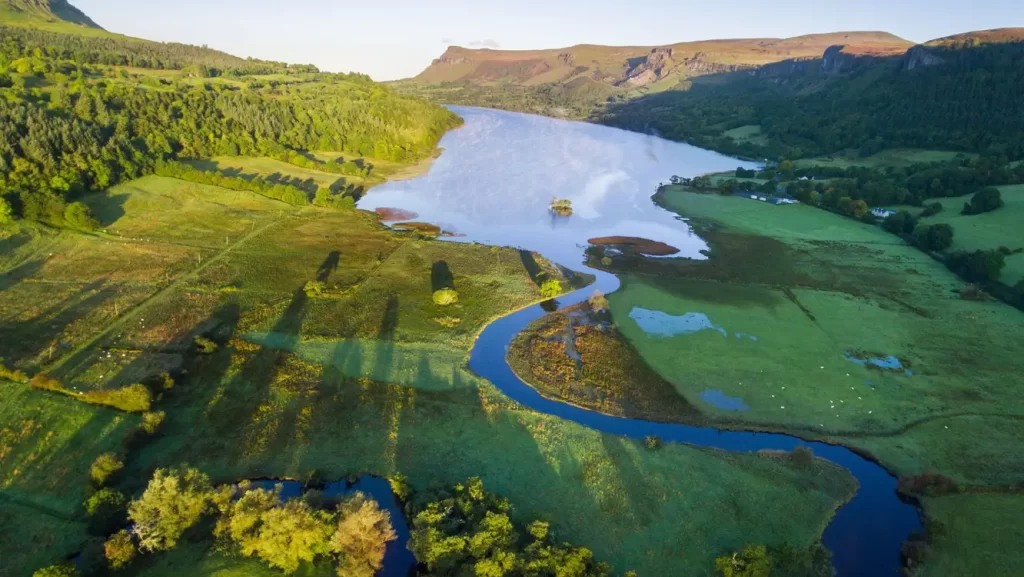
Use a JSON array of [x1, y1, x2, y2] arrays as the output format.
[[413, 31, 913, 87]]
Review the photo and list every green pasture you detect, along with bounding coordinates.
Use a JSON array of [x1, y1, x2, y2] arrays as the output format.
[[0, 500, 89, 577], [606, 189, 1024, 459], [914, 185, 1024, 286], [793, 149, 970, 170], [917, 493, 1024, 577], [722, 124, 768, 147]]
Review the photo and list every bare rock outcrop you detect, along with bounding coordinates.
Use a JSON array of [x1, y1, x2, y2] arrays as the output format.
[[903, 45, 944, 70]]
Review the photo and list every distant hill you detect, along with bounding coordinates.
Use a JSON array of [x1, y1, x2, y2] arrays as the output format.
[[926, 27, 1024, 47], [412, 32, 913, 89], [1, 0, 103, 30]]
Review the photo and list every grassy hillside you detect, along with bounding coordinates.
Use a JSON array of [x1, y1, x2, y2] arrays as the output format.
[[1, 0, 103, 32], [413, 32, 911, 88]]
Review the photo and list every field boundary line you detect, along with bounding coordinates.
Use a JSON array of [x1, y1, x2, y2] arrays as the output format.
[[46, 219, 285, 375]]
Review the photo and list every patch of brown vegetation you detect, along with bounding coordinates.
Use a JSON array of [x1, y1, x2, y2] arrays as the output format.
[[507, 303, 703, 423], [588, 236, 680, 256], [374, 207, 418, 222]]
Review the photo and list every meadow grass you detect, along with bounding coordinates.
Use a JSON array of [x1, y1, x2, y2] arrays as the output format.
[[722, 124, 768, 146], [917, 493, 1024, 577], [0, 381, 137, 514], [601, 189, 1024, 473], [793, 149, 971, 170], [599, 188, 1024, 574], [0, 500, 89, 577]]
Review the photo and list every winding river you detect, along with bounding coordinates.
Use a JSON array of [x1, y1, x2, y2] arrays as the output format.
[[360, 106, 922, 577]]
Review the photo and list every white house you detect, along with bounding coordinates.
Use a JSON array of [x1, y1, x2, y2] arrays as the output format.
[[871, 208, 898, 219]]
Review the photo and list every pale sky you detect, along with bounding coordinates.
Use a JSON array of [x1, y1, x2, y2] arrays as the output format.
[[74, 0, 1023, 81]]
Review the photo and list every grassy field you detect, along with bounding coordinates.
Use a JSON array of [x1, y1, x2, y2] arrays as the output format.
[[915, 493, 1024, 577], [605, 189, 1024, 448], [588, 187, 1024, 575], [911, 185, 1024, 286], [722, 124, 769, 147], [0, 174, 858, 577], [794, 149, 970, 170]]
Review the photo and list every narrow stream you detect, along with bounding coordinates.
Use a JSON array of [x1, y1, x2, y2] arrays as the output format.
[[468, 268, 921, 577]]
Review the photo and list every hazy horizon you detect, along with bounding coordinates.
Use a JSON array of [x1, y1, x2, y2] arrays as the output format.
[[74, 0, 1024, 81]]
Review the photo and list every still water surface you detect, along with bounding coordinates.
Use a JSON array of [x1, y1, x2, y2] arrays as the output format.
[[360, 106, 920, 577]]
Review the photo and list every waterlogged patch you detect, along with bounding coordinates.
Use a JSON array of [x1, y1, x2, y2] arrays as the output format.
[[735, 332, 760, 341], [699, 389, 750, 411], [628, 307, 727, 338], [844, 351, 913, 376]]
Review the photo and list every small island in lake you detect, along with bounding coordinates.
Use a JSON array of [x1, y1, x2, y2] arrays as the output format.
[[550, 197, 573, 216]]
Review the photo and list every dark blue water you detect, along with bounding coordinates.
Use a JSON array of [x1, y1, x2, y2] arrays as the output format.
[[248, 476, 415, 577], [468, 269, 922, 577]]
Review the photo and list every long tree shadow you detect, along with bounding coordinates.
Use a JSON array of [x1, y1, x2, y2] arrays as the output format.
[[430, 261, 454, 292], [518, 250, 545, 287]]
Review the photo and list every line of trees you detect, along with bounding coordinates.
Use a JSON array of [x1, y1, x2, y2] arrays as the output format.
[[154, 161, 310, 206], [0, 29, 462, 228]]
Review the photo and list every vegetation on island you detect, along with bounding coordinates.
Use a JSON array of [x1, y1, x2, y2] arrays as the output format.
[[549, 198, 573, 216]]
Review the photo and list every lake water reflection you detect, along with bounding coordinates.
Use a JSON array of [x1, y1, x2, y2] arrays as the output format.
[[360, 106, 759, 266]]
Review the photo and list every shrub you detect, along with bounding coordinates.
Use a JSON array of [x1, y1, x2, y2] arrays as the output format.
[[388, 473, 412, 502], [920, 201, 943, 218], [961, 187, 1003, 215], [791, 446, 814, 467], [142, 411, 166, 434], [194, 336, 219, 354], [432, 288, 459, 306], [0, 196, 13, 224], [898, 473, 959, 497], [87, 384, 153, 412], [714, 544, 772, 577], [881, 210, 916, 235], [1016, 280, 1024, 296], [85, 488, 128, 535], [0, 360, 29, 383], [600, 256, 612, 267], [105, 530, 137, 570], [912, 223, 954, 252], [540, 279, 562, 299], [433, 316, 462, 328], [64, 202, 100, 231], [588, 290, 609, 312], [643, 435, 663, 450], [32, 564, 79, 577], [947, 250, 1005, 283], [90, 453, 124, 485], [30, 373, 64, 391]]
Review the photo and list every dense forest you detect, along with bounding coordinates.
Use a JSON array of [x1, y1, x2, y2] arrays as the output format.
[[0, 25, 462, 228], [598, 42, 1024, 160]]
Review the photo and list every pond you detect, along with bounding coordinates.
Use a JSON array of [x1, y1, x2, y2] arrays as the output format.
[[359, 106, 920, 577]]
